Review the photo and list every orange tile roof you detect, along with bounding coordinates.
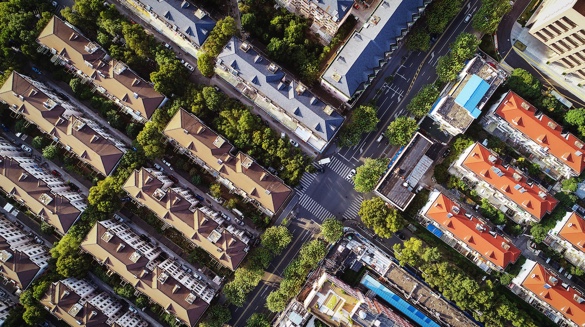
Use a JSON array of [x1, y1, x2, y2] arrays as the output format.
[[521, 263, 585, 327], [495, 91, 585, 174], [559, 212, 585, 254], [424, 192, 521, 269], [462, 143, 558, 220]]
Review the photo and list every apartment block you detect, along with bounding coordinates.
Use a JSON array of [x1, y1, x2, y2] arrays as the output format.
[[40, 277, 149, 327], [279, 0, 354, 41], [420, 190, 521, 272], [81, 219, 216, 326], [0, 214, 50, 290], [545, 211, 585, 271], [0, 72, 126, 176], [123, 167, 249, 270], [37, 16, 166, 122], [163, 109, 293, 216], [528, 0, 585, 81], [451, 143, 558, 223], [511, 260, 585, 327], [215, 37, 344, 152], [483, 91, 585, 179], [0, 298, 15, 326]]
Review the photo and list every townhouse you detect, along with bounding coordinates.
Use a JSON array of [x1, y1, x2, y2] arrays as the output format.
[[420, 190, 521, 272], [37, 16, 167, 122], [40, 277, 149, 327], [81, 219, 216, 327], [278, 0, 354, 41], [451, 142, 558, 223], [483, 91, 585, 179], [215, 37, 345, 152], [163, 108, 293, 217], [123, 167, 249, 270], [0, 214, 50, 291], [0, 72, 126, 176], [546, 211, 585, 271], [0, 297, 14, 326]]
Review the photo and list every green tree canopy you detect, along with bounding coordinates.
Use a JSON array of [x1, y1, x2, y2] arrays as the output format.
[[436, 54, 463, 83], [202, 86, 223, 111], [393, 237, 425, 267], [451, 33, 480, 62], [42, 144, 59, 159], [472, 0, 512, 34], [150, 53, 190, 96], [247, 313, 271, 327], [339, 104, 379, 147], [405, 25, 430, 52], [507, 68, 542, 100], [266, 289, 289, 312], [425, 0, 464, 34], [565, 108, 585, 136], [261, 226, 293, 255], [200, 306, 231, 327], [353, 157, 390, 193], [407, 84, 440, 118], [197, 52, 215, 77], [320, 218, 344, 243], [385, 117, 418, 146], [224, 267, 263, 306], [88, 176, 121, 214], [359, 198, 405, 237], [31, 136, 45, 149], [136, 121, 165, 159]]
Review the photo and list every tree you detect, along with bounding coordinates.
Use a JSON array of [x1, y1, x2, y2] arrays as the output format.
[[507, 68, 542, 100], [225, 198, 238, 209], [42, 144, 59, 159], [150, 59, 190, 96], [426, 0, 464, 34], [451, 33, 480, 62], [407, 84, 440, 118], [125, 123, 141, 139], [200, 306, 231, 327], [22, 306, 45, 326], [298, 239, 327, 268], [32, 280, 51, 300], [197, 52, 215, 77], [31, 136, 45, 149], [241, 13, 257, 32], [565, 108, 585, 136], [88, 176, 121, 214], [247, 313, 271, 327], [320, 218, 344, 243], [202, 86, 223, 111], [40, 221, 54, 235], [530, 224, 549, 243], [122, 22, 152, 58], [339, 105, 379, 147], [224, 267, 263, 306], [106, 110, 123, 129], [209, 183, 222, 199], [136, 295, 149, 309], [406, 26, 430, 52], [359, 198, 405, 238], [353, 157, 390, 193], [472, 0, 512, 34], [266, 289, 289, 312], [136, 121, 165, 159], [261, 226, 293, 255], [247, 247, 273, 270], [436, 54, 463, 83], [385, 117, 418, 146], [393, 237, 425, 266], [562, 177, 579, 192], [114, 284, 135, 298]]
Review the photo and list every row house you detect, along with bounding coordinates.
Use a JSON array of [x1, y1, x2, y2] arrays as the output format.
[[545, 211, 585, 271], [483, 91, 585, 179], [0, 72, 126, 176], [0, 297, 15, 326], [81, 219, 216, 327], [36, 16, 167, 123], [163, 109, 293, 217], [40, 277, 149, 327], [278, 0, 354, 41], [123, 167, 250, 270], [420, 190, 521, 272], [0, 214, 50, 291], [451, 142, 558, 223], [216, 37, 345, 153]]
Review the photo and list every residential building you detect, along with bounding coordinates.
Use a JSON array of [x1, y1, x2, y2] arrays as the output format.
[[0, 72, 126, 176], [0, 298, 15, 326], [420, 190, 521, 272], [511, 260, 585, 327], [40, 277, 149, 327], [451, 143, 558, 223], [37, 16, 167, 122], [0, 153, 84, 234], [81, 219, 215, 327], [428, 55, 506, 136], [278, 0, 354, 41], [122, 168, 250, 270], [215, 37, 345, 152], [0, 214, 50, 290], [375, 132, 438, 211], [321, 0, 430, 103], [527, 0, 585, 81], [483, 91, 585, 179], [545, 211, 585, 270], [124, 0, 215, 48], [163, 109, 293, 216]]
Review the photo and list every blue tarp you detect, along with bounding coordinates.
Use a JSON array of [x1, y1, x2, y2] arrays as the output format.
[[455, 75, 490, 118], [426, 224, 444, 238], [361, 274, 441, 327]]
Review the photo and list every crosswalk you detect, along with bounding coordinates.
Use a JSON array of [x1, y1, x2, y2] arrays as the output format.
[[329, 157, 356, 185], [298, 194, 335, 222], [343, 195, 363, 220], [296, 170, 317, 193]]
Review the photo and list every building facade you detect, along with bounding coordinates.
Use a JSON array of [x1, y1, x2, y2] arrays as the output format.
[[279, 0, 354, 41], [545, 211, 585, 271]]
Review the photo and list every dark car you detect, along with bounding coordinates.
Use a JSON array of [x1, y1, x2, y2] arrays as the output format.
[[394, 231, 406, 240], [442, 148, 451, 158], [0, 124, 9, 132], [55, 92, 70, 102], [167, 175, 179, 183], [51, 170, 61, 177], [68, 183, 80, 192], [194, 194, 205, 202]]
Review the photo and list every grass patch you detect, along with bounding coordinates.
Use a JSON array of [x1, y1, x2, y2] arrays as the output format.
[[325, 294, 338, 310], [518, 0, 542, 26]]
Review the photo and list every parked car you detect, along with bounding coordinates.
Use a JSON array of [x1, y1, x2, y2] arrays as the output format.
[[31, 66, 42, 75], [464, 13, 472, 23], [194, 194, 205, 202], [51, 170, 61, 177], [21, 144, 32, 153], [289, 139, 299, 148], [220, 212, 231, 221], [68, 183, 80, 192], [184, 62, 195, 72], [153, 163, 164, 171], [161, 159, 173, 170], [394, 231, 406, 240], [346, 169, 356, 180], [442, 148, 451, 158], [0, 124, 8, 132], [164, 43, 172, 50], [167, 175, 179, 183]]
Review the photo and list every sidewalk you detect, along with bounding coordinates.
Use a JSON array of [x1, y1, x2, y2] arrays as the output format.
[[508, 22, 585, 104]]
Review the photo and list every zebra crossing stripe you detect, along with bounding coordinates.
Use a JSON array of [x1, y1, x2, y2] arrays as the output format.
[[299, 194, 334, 222], [343, 196, 363, 220]]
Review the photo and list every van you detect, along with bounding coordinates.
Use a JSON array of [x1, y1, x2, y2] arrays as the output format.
[[317, 157, 331, 165], [232, 208, 244, 218], [376, 135, 384, 142]]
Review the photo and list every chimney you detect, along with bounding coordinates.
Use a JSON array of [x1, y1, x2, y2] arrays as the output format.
[[116, 244, 125, 252], [172, 285, 181, 294]]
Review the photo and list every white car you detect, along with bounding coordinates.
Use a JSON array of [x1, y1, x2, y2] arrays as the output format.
[[161, 159, 173, 170], [153, 163, 164, 171], [21, 144, 32, 153], [347, 169, 356, 180], [184, 62, 195, 72], [464, 14, 472, 23], [289, 139, 299, 147]]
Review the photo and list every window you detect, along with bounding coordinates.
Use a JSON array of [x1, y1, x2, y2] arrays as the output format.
[[563, 17, 577, 29]]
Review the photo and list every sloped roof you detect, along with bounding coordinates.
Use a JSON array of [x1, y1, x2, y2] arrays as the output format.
[[559, 212, 585, 253], [311, 0, 354, 21], [424, 192, 521, 269], [0, 156, 80, 234], [495, 91, 585, 174], [322, 0, 425, 99], [0, 245, 42, 290], [521, 263, 585, 327], [217, 38, 344, 142], [163, 109, 293, 214], [454, 74, 490, 118], [462, 143, 558, 220]]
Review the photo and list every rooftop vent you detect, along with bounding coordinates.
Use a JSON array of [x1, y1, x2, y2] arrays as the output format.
[[39, 193, 54, 206], [72, 119, 86, 131], [539, 191, 547, 199], [548, 276, 558, 286], [70, 33, 79, 41], [575, 140, 584, 149], [501, 242, 510, 250], [520, 101, 530, 110], [113, 62, 128, 75], [488, 155, 497, 163], [68, 303, 83, 317], [451, 206, 460, 214], [0, 250, 12, 263], [158, 272, 169, 284], [185, 293, 197, 304], [172, 284, 181, 294], [153, 188, 166, 201], [101, 231, 114, 243], [129, 251, 142, 263], [331, 73, 342, 83], [116, 243, 125, 252], [43, 99, 58, 110], [574, 294, 585, 304], [268, 63, 279, 73], [296, 84, 306, 95], [194, 9, 207, 19], [240, 42, 251, 52], [207, 229, 222, 243], [90, 135, 100, 143], [85, 42, 99, 54], [547, 121, 557, 130], [254, 55, 262, 63], [213, 136, 226, 148]]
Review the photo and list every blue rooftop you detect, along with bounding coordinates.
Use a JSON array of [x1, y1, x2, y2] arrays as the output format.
[[426, 224, 444, 238], [361, 274, 441, 327], [454, 75, 490, 119]]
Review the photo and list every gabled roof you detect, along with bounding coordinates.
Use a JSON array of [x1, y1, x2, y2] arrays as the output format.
[[0, 72, 125, 175], [495, 91, 585, 174], [311, 0, 354, 21], [462, 143, 558, 220], [0, 156, 80, 234], [424, 192, 521, 269], [218, 38, 344, 142], [163, 109, 293, 214], [559, 212, 585, 253], [521, 263, 585, 327], [136, 0, 216, 46]]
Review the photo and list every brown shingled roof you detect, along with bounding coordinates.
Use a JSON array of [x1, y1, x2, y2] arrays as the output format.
[[0, 240, 42, 290]]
